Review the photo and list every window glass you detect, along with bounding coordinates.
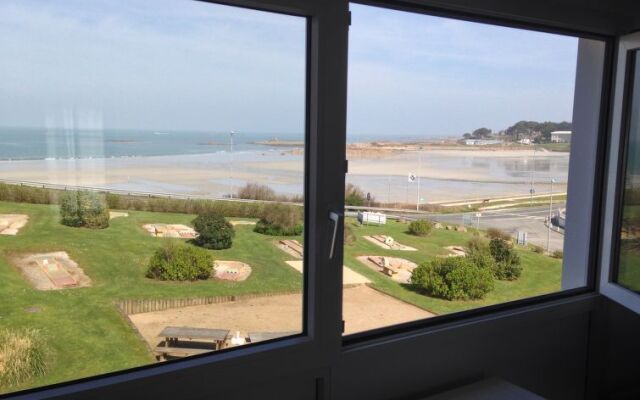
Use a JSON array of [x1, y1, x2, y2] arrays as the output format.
[[343, 4, 578, 335], [0, 0, 306, 394], [615, 50, 640, 292]]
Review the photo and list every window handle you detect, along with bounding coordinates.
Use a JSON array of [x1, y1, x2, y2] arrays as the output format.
[[328, 211, 343, 259]]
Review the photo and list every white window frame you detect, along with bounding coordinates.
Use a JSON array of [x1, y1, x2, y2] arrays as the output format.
[[599, 31, 640, 314]]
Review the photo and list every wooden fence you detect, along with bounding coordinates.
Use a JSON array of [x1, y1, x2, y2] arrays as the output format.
[[116, 290, 301, 315]]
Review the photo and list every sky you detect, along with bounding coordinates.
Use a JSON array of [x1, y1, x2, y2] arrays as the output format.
[[0, 0, 578, 137]]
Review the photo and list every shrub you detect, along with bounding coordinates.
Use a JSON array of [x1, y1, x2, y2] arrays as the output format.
[[531, 244, 544, 254], [489, 238, 522, 280], [552, 250, 564, 259], [0, 328, 47, 388], [408, 220, 433, 236], [191, 212, 235, 250], [345, 183, 367, 206], [344, 224, 356, 245], [254, 203, 304, 236], [237, 183, 277, 201], [146, 241, 213, 281], [467, 235, 490, 255], [410, 257, 494, 300], [59, 191, 110, 229], [486, 228, 511, 242]]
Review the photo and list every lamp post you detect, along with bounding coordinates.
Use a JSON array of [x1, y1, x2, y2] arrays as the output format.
[[416, 151, 422, 212], [530, 148, 536, 205], [546, 177, 556, 253], [228, 131, 236, 198]]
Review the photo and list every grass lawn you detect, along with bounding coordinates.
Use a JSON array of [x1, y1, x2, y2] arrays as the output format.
[[0, 201, 301, 393], [0, 201, 562, 393], [343, 218, 562, 315]]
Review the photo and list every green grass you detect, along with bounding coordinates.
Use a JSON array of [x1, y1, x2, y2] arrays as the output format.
[[0, 201, 301, 393], [0, 201, 562, 393], [343, 219, 562, 315]]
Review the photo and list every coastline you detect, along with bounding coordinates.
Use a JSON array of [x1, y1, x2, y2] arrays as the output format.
[[0, 144, 569, 203]]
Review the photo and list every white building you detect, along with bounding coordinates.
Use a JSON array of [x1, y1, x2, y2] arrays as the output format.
[[550, 130, 572, 143]]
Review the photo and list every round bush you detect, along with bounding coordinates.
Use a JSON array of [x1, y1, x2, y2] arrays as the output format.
[[489, 238, 522, 280], [146, 241, 213, 281], [192, 212, 235, 249], [467, 235, 490, 255], [59, 190, 109, 229], [410, 257, 494, 300], [408, 219, 433, 236], [486, 228, 511, 242]]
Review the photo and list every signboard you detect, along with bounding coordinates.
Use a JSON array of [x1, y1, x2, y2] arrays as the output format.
[[408, 173, 417, 183]]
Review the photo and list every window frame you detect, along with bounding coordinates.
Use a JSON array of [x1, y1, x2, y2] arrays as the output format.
[[342, 0, 612, 345], [3, 0, 349, 399], [599, 31, 640, 315], [0, 0, 619, 398]]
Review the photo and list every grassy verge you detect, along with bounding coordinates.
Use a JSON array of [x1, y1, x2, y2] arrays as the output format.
[[0, 201, 301, 393], [343, 218, 562, 315]]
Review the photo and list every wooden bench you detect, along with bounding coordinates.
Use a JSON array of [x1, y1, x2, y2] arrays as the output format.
[[154, 345, 212, 361]]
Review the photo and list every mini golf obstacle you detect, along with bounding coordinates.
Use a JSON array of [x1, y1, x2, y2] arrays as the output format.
[[445, 246, 466, 257], [363, 235, 417, 251], [0, 214, 28, 235], [143, 224, 198, 239], [358, 256, 418, 283], [284, 260, 371, 286], [109, 211, 129, 219], [12, 251, 92, 290], [213, 261, 252, 282], [276, 239, 304, 259]]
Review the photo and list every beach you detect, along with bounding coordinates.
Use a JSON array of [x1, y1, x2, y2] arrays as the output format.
[[0, 142, 569, 203]]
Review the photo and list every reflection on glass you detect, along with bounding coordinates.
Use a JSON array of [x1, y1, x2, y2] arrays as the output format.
[[342, 4, 578, 335], [0, 0, 305, 394], [616, 50, 640, 292]]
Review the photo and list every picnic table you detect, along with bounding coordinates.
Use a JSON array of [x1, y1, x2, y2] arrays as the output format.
[[247, 331, 298, 344], [154, 326, 230, 361]]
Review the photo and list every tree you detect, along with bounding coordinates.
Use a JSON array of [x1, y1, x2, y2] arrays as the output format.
[[192, 212, 235, 249], [472, 127, 492, 138], [462, 133, 472, 139]]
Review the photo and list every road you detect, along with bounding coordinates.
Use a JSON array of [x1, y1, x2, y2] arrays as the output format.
[[404, 204, 566, 252]]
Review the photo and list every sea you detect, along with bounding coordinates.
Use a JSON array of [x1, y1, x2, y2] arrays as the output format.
[[0, 127, 304, 160]]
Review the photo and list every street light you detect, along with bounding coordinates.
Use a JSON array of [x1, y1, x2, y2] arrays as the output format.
[[228, 131, 236, 199], [546, 177, 556, 253]]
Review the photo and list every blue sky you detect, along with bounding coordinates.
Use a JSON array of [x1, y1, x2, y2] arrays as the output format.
[[0, 0, 578, 137]]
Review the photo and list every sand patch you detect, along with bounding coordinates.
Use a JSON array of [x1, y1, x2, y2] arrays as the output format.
[[128, 286, 432, 351], [212, 261, 252, 282], [230, 220, 256, 226], [109, 211, 129, 219], [143, 224, 197, 239], [284, 260, 370, 286], [275, 239, 304, 259], [11, 251, 91, 290], [445, 246, 466, 257], [0, 214, 28, 235], [363, 235, 417, 251], [358, 256, 418, 283]]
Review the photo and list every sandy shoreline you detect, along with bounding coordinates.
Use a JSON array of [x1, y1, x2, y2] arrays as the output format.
[[0, 147, 569, 203]]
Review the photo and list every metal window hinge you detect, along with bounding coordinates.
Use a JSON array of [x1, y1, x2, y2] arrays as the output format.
[[348, 11, 352, 26], [342, 319, 345, 333], [345, 159, 349, 174]]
